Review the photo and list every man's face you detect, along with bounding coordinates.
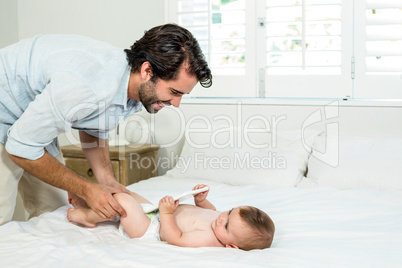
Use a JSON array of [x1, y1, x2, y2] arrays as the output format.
[[138, 67, 198, 114]]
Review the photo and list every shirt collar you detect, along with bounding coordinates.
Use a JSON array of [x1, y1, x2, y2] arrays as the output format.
[[112, 65, 132, 110]]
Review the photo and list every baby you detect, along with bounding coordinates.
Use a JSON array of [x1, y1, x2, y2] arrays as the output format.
[[67, 184, 275, 250]]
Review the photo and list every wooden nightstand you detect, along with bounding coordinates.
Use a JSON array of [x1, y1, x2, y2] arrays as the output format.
[[61, 144, 160, 186]]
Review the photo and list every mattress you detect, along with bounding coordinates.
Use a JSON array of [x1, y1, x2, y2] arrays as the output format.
[[1, 176, 402, 268]]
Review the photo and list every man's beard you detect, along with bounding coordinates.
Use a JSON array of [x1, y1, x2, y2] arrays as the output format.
[[138, 80, 158, 114]]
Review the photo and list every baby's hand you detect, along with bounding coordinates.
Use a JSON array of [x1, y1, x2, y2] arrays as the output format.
[[193, 184, 209, 203], [159, 196, 179, 214]]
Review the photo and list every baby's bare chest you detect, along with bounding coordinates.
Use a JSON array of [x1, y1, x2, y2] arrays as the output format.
[[173, 205, 219, 232]]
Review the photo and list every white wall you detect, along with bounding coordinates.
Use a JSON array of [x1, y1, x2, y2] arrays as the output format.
[[1, 0, 165, 48], [0, 0, 19, 48]]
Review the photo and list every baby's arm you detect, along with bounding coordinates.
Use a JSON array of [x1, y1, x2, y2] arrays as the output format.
[[158, 196, 213, 247], [193, 184, 216, 211], [158, 196, 181, 243]]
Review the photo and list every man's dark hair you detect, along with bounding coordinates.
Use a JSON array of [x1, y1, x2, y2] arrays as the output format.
[[124, 23, 212, 88]]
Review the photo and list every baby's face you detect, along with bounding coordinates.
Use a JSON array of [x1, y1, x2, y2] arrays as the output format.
[[211, 207, 246, 248]]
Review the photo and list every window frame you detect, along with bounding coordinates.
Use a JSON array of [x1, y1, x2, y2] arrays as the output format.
[[166, 0, 402, 100], [259, 0, 353, 99], [167, 0, 257, 98], [353, 0, 402, 99]]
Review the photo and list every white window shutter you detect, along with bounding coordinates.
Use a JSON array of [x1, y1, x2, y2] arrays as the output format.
[[365, 0, 402, 73], [167, 0, 401, 99], [168, 0, 256, 98], [263, 0, 352, 98], [354, 0, 402, 98]]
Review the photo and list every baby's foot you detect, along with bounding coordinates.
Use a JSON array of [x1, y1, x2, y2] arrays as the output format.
[[68, 193, 90, 209], [67, 208, 96, 228]]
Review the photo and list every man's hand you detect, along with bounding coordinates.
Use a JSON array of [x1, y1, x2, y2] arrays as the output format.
[[69, 181, 129, 218], [6, 148, 127, 219], [104, 180, 130, 195], [83, 184, 127, 219], [159, 196, 179, 214]]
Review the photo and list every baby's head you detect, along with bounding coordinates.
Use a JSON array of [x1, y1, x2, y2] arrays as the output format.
[[213, 206, 275, 250], [236, 206, 275, 250]]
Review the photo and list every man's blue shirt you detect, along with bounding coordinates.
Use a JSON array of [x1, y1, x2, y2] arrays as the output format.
[[0, 35, 142, 160]]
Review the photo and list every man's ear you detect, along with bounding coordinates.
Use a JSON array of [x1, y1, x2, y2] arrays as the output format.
[[140, 61, 153, 81], [225, 244, 239, 249]]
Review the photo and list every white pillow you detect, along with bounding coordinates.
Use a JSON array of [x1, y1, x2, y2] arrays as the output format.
[[306, 134, 402, 190], [166, 127, 320, 187]]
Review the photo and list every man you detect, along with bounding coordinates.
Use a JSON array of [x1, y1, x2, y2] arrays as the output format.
[[0, 24, 212, 225]]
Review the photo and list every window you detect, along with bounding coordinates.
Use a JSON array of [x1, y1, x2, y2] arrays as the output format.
[[170, 0, 255, 97], [261, 0, 352, 98], [265, 0, 342, 75], [177, 0, 246, 75], [167, 0, 402, 99], [354, 0, 402, 98]]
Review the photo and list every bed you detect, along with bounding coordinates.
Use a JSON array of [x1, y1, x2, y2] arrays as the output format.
[[1, 176, 402, 267], [1, 127, 402, 267]]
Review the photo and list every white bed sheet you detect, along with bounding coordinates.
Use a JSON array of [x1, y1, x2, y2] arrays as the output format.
[[1, 176, 402, 268]]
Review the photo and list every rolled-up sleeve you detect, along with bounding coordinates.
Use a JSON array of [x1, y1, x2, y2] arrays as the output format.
[[5, 72, 100, 160], [82, 129, 109, 140]]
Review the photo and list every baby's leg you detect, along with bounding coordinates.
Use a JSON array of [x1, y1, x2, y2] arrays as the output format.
[[68, 192, 153, 238], [68, 192, 89, 209], [67, 208, 105, 227], [67, 192, 151, 234], [114, 193, 151, 238], [69, 190, 151, 208], [127, 191, 152, 205]]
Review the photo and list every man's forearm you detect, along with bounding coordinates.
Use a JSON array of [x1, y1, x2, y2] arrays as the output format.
[[6, 150, 92, 199], [79, 131, 116, 185], [8, 147, 127, 219]]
